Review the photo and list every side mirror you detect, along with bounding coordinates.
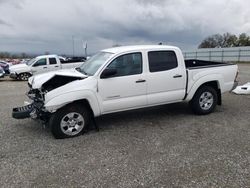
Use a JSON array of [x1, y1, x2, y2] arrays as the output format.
[[100, 68, 117, 79]]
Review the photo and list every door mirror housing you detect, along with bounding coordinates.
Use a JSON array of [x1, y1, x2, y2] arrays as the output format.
[[100, 68, 117, 79]]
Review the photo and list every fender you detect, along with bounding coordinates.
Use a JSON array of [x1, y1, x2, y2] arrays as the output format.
[[44, 89, 101, 117], [185, 74, 223, 101], [10, 64, 32, 75]]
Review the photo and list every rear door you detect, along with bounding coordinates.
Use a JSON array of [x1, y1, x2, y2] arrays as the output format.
[[47, 57, 61, 72], [146, 50, 186, 105], [98, 52, 147, 113]]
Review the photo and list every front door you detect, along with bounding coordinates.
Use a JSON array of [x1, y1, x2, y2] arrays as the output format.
[[31, 58, 48, 74], [98, 52, 147, 114]]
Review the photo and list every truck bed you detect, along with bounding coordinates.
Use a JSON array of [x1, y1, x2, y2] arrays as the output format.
[[185, 59, 234, 69], [184, 59, 238, 98]]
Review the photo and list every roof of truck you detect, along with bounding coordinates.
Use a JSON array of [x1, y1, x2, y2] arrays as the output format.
[[102, 45, 179, 54], [36, 54, 58, 59], [35, 55, 66, 60]]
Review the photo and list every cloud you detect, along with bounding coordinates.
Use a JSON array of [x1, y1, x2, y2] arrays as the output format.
[[0, 0, 25, 8], [0, 19, 12, 27], [0, 0, 250, 55]]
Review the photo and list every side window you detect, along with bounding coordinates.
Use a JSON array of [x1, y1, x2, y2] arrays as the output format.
[[107, 53, 142, 77], [49, 58, 57, 65], [148, 51, 178, 72], [33, 58, 47, 67]]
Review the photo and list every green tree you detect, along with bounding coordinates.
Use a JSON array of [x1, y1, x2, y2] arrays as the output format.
[[236, 33, 250, 46], [199, 33, 249, 48]]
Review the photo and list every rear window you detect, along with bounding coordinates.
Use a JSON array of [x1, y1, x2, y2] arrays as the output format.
[[49, 58, 57, 65], [148, 51, 178, 72]]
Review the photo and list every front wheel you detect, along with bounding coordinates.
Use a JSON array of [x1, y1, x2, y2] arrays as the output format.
[[49, 104, 90, 139], [190, 86, 218, 115], [18, 73, 31, 81]]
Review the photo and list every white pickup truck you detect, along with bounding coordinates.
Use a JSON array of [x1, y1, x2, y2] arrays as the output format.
[[12, 45, 238, 139], [9, 55, 84, 80]]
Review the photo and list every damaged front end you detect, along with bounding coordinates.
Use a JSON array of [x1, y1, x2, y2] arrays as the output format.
[[12, 72, 86, 121], [12, 88, 49, 121]]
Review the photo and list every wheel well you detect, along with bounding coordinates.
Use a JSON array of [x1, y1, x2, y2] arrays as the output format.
[[19, 72, 32, 75], [71, 99, 94, 116], [197, 81, 222, 105]]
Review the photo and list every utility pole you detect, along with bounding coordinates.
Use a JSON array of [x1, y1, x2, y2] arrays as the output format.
[[72, 36, 75, 57], [83, 42, 87, 58]]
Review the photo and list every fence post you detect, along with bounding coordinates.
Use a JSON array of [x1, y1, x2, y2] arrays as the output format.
[[221, 50, 224, 62], [195, 51, 198, 59], [238, 49, 241, 62], [209, 51, 211, 61]]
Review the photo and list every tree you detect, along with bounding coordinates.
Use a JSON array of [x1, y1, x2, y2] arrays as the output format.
[[221, 33, 238, 47], [21, 52, 28, 58], [198, 33, 249, 48], [236, 33, 250, 46]]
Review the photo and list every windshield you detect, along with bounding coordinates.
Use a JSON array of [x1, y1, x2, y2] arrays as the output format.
[[79, 52, 113, 76], [26, 58, 36, 66]]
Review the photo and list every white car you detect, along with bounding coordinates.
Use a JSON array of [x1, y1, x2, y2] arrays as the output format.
[[0, 67, 5, 78], [9, 55, 84, 80], [13, 45, 238, 138]]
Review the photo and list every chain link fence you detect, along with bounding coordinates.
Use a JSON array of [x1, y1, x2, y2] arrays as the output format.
[[183, 47, 250, 62]]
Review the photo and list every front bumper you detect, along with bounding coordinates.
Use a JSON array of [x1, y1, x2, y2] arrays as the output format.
[[0, 73, 4, 78], [12, 104, 34, 119], [12, 100, 47, 120]]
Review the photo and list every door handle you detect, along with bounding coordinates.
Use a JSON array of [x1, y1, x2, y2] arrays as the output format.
[[55, 66, 59, 68], [43, 67, 47, 69], [136, 79, 146, 83], [173, 74, 182, 78]]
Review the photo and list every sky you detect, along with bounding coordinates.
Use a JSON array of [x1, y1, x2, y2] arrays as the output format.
[[0, 0, 250, 56]]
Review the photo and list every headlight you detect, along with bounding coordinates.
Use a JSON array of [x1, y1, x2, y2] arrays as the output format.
[[28, 76, 34, 86]]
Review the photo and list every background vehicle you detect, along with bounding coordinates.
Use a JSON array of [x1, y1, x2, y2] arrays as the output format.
[[66, 56, 86, 62], [9, 55, 84, 80], [0, 61, 10, 74], [0, 67, 5, 78], [12, 45, 238, 138]]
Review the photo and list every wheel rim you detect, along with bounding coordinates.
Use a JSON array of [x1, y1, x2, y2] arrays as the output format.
[[60, 112, 85, 136], [20, 73, 29, 81], [199, 91, 214, 110]]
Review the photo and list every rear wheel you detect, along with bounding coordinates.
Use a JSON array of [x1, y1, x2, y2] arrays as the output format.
[[49, 104, 90, 139], [18, 73, 31, 81], [190, 86, 218, 115]]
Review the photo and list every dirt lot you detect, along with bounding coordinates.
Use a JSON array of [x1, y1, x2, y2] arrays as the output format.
[[0, 64, 250, 187]]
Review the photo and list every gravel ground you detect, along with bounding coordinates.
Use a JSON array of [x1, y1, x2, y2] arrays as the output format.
[[0, 64, 250, 188]]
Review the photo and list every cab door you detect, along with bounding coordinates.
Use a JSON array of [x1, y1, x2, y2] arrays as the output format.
[[31, 58, 48, 74], [47, 57, 61, 72], [146, 50, 186, 105], [97, 52, 147, 114]]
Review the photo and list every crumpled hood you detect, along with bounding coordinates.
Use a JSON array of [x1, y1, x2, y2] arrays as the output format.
[[9, 63, 30, 72], [29, 68, 87, 89]]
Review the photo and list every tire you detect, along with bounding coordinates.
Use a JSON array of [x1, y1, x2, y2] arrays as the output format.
[[49, 103, 90, 139], [18, 73, 31, 81], [190, 86, 218, 115]]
